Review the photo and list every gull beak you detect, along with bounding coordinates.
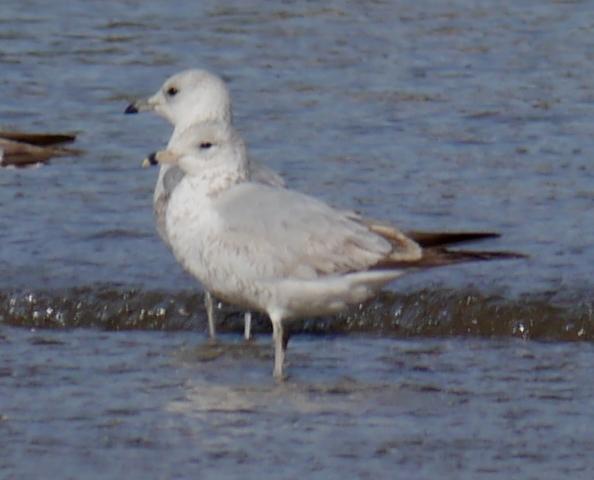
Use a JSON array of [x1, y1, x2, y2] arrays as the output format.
[[125, 92, 159, 114], [142, 152, 159, 168], [124, 103, 140, 114], [141, 150, 180, 167]]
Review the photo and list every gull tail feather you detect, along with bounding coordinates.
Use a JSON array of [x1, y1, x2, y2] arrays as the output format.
[[365, 219, 502, 248], [405, 231, 501, 248], [373, 247, 527, 270]]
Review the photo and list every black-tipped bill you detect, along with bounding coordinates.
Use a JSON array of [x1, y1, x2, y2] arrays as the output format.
[[147, 152, 158, 166], [124, 103, 139, 114]]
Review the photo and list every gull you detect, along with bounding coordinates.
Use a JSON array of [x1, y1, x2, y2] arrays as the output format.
[[0, 131, 80, 168], [144, 122, 524, 380], [125, 69, 283, 340]]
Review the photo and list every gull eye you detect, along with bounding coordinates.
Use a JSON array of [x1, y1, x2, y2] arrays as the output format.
[[199, 142, 213, 150], [166, 86, 178, 96]]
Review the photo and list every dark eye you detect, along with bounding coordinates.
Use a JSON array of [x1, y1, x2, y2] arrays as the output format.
[[199, 142, 213, 150], [166, 86, 178, 96]]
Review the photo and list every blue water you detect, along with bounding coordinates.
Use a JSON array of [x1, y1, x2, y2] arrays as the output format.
[[1, 0, 593, 296]]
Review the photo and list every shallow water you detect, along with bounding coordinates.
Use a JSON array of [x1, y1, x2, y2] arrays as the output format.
[[3, 328, 594, 479], [1, 0, 594, 478]]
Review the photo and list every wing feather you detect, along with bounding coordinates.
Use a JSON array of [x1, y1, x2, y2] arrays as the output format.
[[211, 183, 421, 279]]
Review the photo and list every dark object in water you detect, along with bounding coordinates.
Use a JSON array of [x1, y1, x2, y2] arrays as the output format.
[[0, 131, 81, 168]]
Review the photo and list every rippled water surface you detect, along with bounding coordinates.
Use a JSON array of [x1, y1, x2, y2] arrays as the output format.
[[1, 0, 594, 478]]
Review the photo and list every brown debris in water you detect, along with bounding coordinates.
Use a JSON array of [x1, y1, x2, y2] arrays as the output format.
[[0, 130, 82, 168]]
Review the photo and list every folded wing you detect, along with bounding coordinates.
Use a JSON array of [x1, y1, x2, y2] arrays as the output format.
[[210, 183, 422, 280]]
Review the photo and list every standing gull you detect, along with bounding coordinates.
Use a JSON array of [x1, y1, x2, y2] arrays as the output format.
[[145, 122, 524, 380], [125, 69, 283, 340]]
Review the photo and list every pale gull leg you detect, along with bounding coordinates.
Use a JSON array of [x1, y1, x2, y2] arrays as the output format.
[[270, 313, 286, 381], [204, 291, 217, 340], [244, 312, 252, 341]]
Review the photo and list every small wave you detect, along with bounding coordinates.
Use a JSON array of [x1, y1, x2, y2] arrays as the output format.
[[0, 286, 592, 342], [83, 229, 153, 241]]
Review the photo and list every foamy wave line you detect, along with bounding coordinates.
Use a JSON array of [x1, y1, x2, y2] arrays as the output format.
[[0, 286, 592, 341]]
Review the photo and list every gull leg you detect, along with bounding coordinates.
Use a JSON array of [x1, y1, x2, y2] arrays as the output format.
[[204, 291, 217, 341], [244, 312, 252, 341], [270, 314, 286, 381]]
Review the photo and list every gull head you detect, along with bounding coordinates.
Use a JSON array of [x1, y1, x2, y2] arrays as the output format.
[[143, 122, 248, 178], [125, 69, 232, 128]]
